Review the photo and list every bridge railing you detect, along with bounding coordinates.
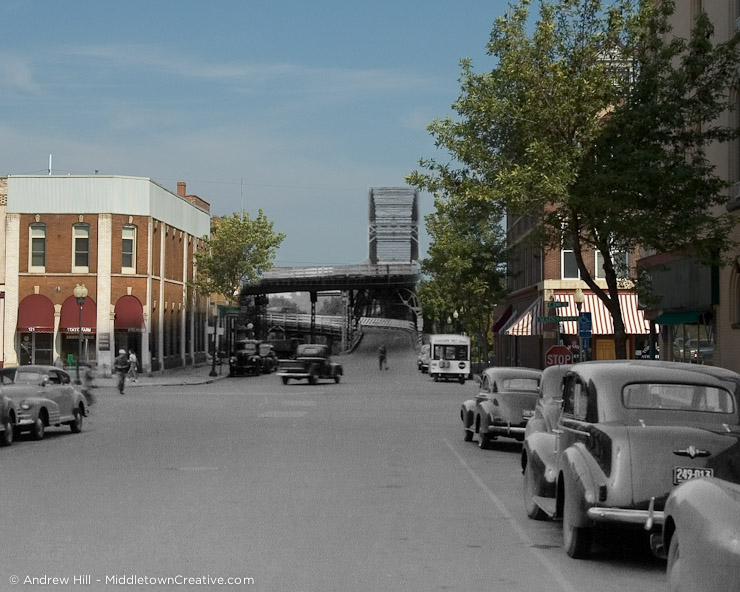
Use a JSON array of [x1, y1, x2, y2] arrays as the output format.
[[262, 262, 420, 280]]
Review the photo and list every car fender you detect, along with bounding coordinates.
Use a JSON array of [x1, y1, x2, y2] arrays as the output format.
[[525, 431, 558, 490], [559, 444, 600, 527], [460, 400, 476, 428], [476, 400, 496, 432]]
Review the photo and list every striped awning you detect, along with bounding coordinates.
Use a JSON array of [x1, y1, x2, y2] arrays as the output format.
[[505, 298, 544, 336], [505, 292, 653, 336], [550, 293, 652, 335]]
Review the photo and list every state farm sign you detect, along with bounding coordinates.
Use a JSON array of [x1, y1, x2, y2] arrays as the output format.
[[545, 345, 573, 367]]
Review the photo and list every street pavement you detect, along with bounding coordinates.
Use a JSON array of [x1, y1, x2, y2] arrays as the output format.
[[2, 328, 667, 592]]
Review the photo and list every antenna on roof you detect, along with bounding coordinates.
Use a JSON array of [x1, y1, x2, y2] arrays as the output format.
[[48, 154, 52, 175]]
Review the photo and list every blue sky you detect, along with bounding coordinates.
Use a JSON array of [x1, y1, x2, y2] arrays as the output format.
[[0, 0, 512, 266]]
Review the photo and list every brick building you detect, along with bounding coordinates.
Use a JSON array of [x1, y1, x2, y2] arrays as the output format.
[[495, 213, 653, 369], [2, 175, 211, 375]]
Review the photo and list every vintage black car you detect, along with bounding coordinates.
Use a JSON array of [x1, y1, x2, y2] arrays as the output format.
[[277, 344, 343, 385], [229, 340, 263, 376]]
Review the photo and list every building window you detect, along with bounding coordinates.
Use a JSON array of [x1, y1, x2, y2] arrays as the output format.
[[73, 224, 90, 272], [29, 223, 46, 272], [562, 249, 580, 280], [122, 225, 136, 273], [595, 251, 629, 280]]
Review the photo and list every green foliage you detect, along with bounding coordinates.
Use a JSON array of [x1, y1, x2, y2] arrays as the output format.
[[192, 210, 285, 303], [410, 0, 740, 358]]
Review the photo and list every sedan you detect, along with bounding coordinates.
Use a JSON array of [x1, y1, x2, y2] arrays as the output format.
[[657, 477, 740, 592], [461, 367, 542, 449], [1, 365, 89, 440], [522, 360, 740, 559]]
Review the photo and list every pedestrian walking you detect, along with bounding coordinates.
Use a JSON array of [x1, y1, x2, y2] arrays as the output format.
[[114, 349, 130, 394], [378, 344, 388, 370], [127, 349, 138, 382]]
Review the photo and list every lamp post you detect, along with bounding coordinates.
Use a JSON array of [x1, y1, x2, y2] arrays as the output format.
[[573, 288, 585, 362], [73, 284, 88, 384], [453, 310, 459, 334]]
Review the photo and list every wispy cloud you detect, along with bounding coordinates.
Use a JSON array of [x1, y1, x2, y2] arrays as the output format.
[[0, 53, 41, 93], [58, 43, 443, 97]]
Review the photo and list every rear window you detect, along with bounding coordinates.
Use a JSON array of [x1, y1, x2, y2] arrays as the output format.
[[502, 378, 539, 392], [622, 383, 735, 414]]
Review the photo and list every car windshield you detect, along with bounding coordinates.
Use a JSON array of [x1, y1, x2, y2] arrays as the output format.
[[501, 378, 539, 392], [622, 382, 735, 414], [239, 343, 257, 354]]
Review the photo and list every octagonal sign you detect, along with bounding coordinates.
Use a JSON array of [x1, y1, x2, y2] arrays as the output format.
[[545, 345, 573, 367]]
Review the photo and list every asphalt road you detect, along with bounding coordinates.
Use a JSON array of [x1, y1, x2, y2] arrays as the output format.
[[2, 328, 667, 591]]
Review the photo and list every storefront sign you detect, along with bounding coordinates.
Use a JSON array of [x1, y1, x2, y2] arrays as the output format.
[[98, 334, 110, 351]]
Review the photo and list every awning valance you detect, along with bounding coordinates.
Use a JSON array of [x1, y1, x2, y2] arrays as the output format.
[[492, 305, 514, 334], [114, 295, 145, 332], [654, 311, 705, 325], [59, 295, 97, 333], [17, 294, 54, 333]]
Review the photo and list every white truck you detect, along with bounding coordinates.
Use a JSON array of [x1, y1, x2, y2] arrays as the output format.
[[429, 334, 471, 384]]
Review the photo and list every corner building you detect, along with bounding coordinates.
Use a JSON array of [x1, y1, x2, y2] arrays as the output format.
[[4, 175, 211, 375]]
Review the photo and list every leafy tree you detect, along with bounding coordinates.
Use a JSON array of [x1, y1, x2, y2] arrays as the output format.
[[410, 0, 740, 358], [192, 210, 285, 303], [410, 186, 508, 360]]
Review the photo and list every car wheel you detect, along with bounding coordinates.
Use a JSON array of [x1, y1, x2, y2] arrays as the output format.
[[308, 372, 318, 385], [563, 484, 592, 559], [459, 376, 465, 384], [463, 429, 473, 442], [523, 459, 547, 520], [281, 376, 289, 385], [334, 375, 341, 384], [433, 374, 439, 382], [70, 406, 83, 433], [31, 415, 45, 441], [667, 532, 680, 590], [1, 416, 13, 447], [478, 431, 490, 449]]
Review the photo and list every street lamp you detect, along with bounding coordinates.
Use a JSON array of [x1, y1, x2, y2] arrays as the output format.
[[453, 310, 459, 334], [573, 288, 585, 361], [73, 284, 88, 384]]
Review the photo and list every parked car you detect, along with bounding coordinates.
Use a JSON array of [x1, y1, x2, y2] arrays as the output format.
[[429, 334, 471, 384], [686, 339, 714, 364], [277, 344, 343, 385], [258, 343, 279, 374], [1, 390, 18, 446], [417, 344, 430, 373], [521, 360, 740, 559], [0, 365, 89, 440], [653, 476, 740, 592], [461, 367, 542, 448], [229, 340, 263, 376]]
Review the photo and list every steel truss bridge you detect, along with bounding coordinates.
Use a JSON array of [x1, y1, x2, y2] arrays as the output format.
[[239, 263, 421, 350]]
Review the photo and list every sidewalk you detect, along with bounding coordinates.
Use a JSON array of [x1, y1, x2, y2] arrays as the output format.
[[91, 363, 230, 389]]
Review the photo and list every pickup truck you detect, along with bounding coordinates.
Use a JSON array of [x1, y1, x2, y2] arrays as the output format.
[[277, 344, 343, 385]]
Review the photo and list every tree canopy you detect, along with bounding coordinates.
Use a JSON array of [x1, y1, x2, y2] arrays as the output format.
[[409, 0, 740, 358], [192, 210, 285, 304]]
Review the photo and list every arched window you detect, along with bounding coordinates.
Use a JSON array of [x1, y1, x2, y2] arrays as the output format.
[[29, 223, 46, 273]]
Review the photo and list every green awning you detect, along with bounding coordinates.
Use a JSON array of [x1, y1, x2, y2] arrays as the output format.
[[654, 311, 704, 325]]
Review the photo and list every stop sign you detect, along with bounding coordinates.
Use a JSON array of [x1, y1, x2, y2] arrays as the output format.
[[545, 345, 573, 367]]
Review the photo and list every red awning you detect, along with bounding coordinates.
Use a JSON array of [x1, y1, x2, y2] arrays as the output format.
[[17, 294, 55, 333], [59, 295, 97, 333], [115, 295, 145, 332], [492, 305, 513, 334]]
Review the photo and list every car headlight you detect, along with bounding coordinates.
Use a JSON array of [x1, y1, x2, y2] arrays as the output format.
[[21, 402, 31, 410], [229, 357, 236, 364]]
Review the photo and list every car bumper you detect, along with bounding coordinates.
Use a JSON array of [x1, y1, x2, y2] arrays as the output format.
[[277, 372, 310, 379], [587, 499, 664, 530]]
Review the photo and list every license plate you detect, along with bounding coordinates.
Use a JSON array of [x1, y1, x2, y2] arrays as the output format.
[[673, 467, 714, 485]]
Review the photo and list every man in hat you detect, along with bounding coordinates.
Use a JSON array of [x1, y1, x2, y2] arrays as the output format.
[[114, 349, 130, 394]]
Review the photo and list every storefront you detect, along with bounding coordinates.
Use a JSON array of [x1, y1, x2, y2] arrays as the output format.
[[114, 295, 145, 363], [58, 295, 97, 367], [17, 294, 55, 365]]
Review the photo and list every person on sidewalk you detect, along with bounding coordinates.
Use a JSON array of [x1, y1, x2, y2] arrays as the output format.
[[378, 344, 388, 370], [127, 349, 138, 382], [114, 349, 130, 394]]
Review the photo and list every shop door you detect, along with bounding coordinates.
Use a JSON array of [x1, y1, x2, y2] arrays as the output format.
[[19, 333, 53, 365]]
